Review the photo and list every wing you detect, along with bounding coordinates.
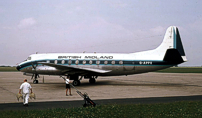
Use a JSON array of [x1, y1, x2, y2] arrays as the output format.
[[38, 62, 111, 75]]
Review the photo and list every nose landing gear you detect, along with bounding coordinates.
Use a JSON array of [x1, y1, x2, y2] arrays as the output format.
[[33, 80, 38, 84], [32, 74, 39, 84]]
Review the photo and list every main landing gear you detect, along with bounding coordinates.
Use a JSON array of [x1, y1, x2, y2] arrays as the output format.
[[71, 75, 81, 86], [89, 76, 97, 84], [69, 75, 98, 86], [72, 80, 80, 86], [60, 75, 80, 86]]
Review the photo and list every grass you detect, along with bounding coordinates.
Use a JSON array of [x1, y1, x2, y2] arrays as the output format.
[[0, 67, 17, 72], [1, 101, 202, 118], [156, 67, 202, 73]]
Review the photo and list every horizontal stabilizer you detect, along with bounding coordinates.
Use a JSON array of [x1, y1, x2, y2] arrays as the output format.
[[163, 49, 184, 64]]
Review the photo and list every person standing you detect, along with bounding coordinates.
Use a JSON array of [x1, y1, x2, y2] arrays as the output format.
[[19, 79, 33, 106], [65, 76, 72, 96]]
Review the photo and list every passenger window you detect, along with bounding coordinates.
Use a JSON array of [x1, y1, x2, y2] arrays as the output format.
[[54, 60, 58, 64], [75, 59, 79, 65], [119, 60, 123, 65], [68, 59, 71, 65], [83, 60, 86, 65], [62, 60, 65, 64], [104, 60, 108, 65], [96, 60, 100, 65], [111, 60, 115, 65], [89, 60, 93, 65]]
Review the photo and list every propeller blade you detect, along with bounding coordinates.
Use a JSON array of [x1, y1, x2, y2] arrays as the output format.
[[31, 63, 36, 69]]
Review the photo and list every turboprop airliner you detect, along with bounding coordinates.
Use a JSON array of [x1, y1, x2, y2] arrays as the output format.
[[16, 26, 187, 86]]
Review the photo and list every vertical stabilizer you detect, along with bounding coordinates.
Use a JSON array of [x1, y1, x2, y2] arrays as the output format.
[[158, 26, 187, 63], [131, 26, 187, 64]]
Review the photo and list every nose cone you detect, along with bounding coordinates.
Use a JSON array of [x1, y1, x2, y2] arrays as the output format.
[[16, 65, 21, 71]]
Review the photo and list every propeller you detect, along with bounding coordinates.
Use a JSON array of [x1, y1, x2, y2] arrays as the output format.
[[31, 63, 37, 70], [31, 62, 40, 80]]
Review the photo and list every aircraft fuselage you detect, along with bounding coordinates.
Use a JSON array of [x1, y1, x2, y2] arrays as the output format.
[[17, 53, 173, 76]]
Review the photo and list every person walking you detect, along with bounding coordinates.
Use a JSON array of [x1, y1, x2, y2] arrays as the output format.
[[19, 79, 33, 106], [65, 76, 72, 96]]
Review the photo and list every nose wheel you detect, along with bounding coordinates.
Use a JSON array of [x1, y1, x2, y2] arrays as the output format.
[[33, 80, 38, 84], [32, 74, 39, 84]]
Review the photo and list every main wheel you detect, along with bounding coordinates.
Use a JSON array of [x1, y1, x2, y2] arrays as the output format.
[[72, 80, 80, 86]]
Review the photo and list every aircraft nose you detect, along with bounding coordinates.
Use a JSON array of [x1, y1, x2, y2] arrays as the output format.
[[16, 65, 21, 71]]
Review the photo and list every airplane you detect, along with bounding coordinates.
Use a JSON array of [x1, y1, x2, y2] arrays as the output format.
[[16, 26, 187, 86]]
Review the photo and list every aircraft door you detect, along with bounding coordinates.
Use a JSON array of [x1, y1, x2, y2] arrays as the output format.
[[123, 61, 135, 71]]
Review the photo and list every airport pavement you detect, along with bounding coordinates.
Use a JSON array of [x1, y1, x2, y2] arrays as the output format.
[[0, 72, 202, 110]]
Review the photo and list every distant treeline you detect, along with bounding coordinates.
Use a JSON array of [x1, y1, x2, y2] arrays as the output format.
[[0, 66, 16, 67], [0, 66, 17, 71], [156, 67, 202, 73]]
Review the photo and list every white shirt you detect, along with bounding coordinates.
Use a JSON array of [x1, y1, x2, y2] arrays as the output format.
[[66, 79, 70, 84], [20, 82, 32, 94]]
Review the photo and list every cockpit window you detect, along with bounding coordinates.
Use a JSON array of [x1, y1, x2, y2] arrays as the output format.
[[25, 57, 31, 61]]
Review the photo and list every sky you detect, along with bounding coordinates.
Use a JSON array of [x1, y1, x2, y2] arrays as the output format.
[[0, 0, 201, 66]]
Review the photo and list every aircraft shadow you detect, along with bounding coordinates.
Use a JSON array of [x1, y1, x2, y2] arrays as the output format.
[[37, 79, 202, 88]]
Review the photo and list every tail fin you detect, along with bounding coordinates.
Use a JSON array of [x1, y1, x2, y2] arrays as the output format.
[[132, 26, 187, 64], [158, 26, 187, 63]]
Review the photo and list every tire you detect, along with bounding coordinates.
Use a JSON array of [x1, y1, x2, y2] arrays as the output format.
[[33, 80, 38, 84], [73, 80, 80, 86]]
